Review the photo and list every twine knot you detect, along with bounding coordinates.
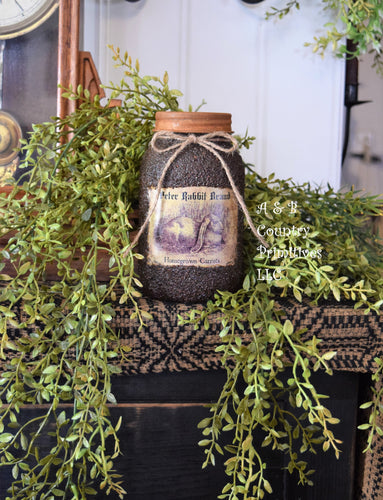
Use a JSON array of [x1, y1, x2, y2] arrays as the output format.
[[124, 131, 268, 257]]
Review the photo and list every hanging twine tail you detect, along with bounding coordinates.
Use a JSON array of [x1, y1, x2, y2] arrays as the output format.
[[123, 131, 268, 258], [196, 134, 269, 249], [123, 133, 196, 258]]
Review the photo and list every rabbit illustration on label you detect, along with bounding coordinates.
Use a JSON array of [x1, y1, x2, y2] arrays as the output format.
[[156, 213, 225, 253], [147, 186, 238, 267]]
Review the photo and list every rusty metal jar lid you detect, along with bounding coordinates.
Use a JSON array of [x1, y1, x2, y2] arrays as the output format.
[[153, 111, 232, 133]]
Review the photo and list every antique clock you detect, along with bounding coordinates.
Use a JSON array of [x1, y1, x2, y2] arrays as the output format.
[[0, 0, 103, 185], [0, 0, 59, 39]]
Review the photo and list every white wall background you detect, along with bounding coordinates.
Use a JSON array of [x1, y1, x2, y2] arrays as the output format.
[[81, 0, 345, 189]]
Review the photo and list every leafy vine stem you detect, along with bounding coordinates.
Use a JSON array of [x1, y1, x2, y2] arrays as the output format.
[[266, 0, 383, 73], [179, 171, 383, 498]]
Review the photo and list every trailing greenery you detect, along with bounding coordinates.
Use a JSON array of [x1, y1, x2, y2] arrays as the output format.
[[0, 48, 181, 499], [266, 0, 383, 73], [181, 174, 383, 499], [0, 49, 382, 499]]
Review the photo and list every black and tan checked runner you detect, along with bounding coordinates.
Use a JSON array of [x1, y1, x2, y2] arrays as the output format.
[[112, 297, 383, 376]]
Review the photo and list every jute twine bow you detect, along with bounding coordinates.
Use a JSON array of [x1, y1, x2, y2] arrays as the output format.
[[124, 131, 268, 257]]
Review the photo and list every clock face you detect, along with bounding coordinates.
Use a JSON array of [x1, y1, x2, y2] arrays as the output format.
[[0, 0, 59, 39]]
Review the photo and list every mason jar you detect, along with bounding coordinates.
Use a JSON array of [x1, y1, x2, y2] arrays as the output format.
[[137, 111, 245, 303]]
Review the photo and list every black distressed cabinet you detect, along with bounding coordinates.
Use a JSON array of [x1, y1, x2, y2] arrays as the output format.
[[0, 369, 359, 500]]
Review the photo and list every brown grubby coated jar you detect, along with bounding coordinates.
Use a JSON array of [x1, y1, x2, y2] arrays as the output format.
[[138, 111, 245, 303]]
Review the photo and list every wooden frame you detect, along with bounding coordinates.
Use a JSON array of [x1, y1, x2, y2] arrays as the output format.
[[57, 0, 104, 119], [57, 0, 80, 119]]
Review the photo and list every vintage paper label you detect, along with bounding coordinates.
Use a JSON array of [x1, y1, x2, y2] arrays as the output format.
[[147, 186, 238, 267]]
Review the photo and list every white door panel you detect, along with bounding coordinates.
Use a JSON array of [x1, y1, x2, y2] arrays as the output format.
[[82, 0, 345, 188]]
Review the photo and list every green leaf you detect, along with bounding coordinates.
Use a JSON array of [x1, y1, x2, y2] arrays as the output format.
[[18, 262, 31, 275], [242, 435, 253, 451], [107, 392, 117, 404], [359, 401, 373, 410], [322, 351, 337, 361], [58, 249, 72, 259], [0, 433, 13, 443], [198, 439, 211, 447], [320, 265, 334, 273], [81, 208, 92, 221], [52, 489, 65, 497], [57, 411, 67, 426], [12, 464, 19, 479], [20, 433, 28, 451], [293, 287, 302, 302], [268, 324, 280, 342], [358, 423, 371, 430], [198, 418, 212, 429], [332, 286, 341, 302], [65, 434, 79, 442], [42, 365, 58, 375], [296, 393, 303, 408], [264, 479, 273, 494], [283, 320, 294, 336], [242, 274, 250, 291]]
